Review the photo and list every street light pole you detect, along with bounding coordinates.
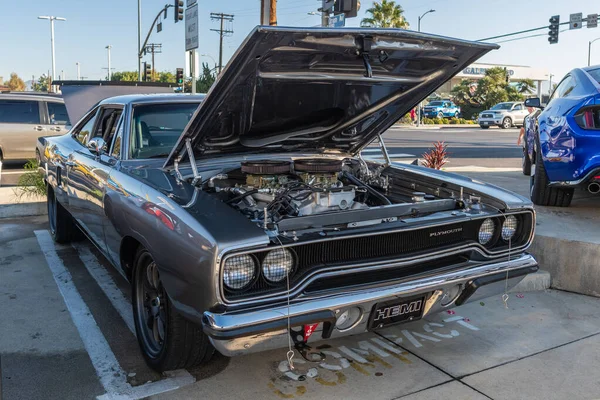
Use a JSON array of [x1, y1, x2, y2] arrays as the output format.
[[416, 9, 435, 127], [38, 16, 66, 82], [589, 38, 600, 66], [138, 0, 142, 81], [76, 62, 81, 80], [106, 45, 112, 81]]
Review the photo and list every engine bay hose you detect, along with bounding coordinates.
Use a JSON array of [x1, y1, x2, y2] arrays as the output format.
[[342, 172, 391, 205]]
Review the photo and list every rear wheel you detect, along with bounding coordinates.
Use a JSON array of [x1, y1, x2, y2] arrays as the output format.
[[501, 117, 512, 129], [132, 247, 214, 372], [47, 186, 79, 243], [530, 141, 573, 207]]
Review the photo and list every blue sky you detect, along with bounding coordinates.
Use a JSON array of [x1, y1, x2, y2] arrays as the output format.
[[2, 0, 600, 84]]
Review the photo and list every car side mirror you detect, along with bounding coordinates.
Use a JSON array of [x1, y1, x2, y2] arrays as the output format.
[[87, 137, 106, 155], [524, 98, 542, 109]]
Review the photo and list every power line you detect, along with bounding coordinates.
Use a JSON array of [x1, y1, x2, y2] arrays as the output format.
[[210, 13, 234, 75]]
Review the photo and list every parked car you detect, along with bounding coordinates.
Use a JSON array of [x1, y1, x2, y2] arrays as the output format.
[[0, 93, 70, 162], [478, 101, 529, 129], [522, 65, 600, 207], [422, 100, 460, 118], [39, 27, 538, 372]]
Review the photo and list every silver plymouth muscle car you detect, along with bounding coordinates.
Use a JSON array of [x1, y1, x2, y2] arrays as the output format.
[[39, 27, 538, 372]]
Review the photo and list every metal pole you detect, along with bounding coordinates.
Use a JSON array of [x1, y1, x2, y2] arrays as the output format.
[[590, 41, 592, 67], [322, 10, 328, 27], [50, 18, 56, 81], [76, 62, 80, 80], [218, 16, 224, 74], [418, 17, 421, 32], [106, 45, 112, 80], [269, 0, 277, 25], [138, 0, 142, 80], [191, 50, 197, 94]]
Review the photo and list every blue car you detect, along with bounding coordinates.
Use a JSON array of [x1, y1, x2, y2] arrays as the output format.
[[422, 100, 461, 118], [523, 65, 600, 207]]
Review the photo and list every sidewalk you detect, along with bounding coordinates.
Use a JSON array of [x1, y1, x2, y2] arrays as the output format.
[[0, 187, 46, 219], [394, 123, 481, 129]]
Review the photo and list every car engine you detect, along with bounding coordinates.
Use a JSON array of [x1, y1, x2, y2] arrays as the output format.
[[209, 159, 377, 224]]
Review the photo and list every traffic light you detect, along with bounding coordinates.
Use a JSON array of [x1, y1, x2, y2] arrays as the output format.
[[334, 0, 360, 18], [548, 15, 560, 44], [176, 68, 184, 85], [144, 62, 152, 81], [174, 0, 183, 23]]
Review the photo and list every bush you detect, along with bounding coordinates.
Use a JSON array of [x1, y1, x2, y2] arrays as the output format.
[[13, 159, 46, 201], [422, 141, 449, 170]]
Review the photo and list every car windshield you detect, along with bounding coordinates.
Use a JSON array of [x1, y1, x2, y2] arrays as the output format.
[[428, 101, 443, 106], [587, 68, 600, 84], [491, 103, 513, 110], [130, 103, 200, 159]]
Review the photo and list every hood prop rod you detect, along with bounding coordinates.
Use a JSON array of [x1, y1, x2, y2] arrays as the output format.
[[378, 134, 391, 167], [180, 138, 202, 188], [358, 36, 373, 78]]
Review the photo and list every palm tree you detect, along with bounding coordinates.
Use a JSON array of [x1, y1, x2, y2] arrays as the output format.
[[360, 0, 409, 29], [515, 79, 536, 94]]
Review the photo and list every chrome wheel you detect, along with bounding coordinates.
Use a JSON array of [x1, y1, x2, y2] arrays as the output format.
[[502, 117, 512, 129], [135, 257, 167, 358]]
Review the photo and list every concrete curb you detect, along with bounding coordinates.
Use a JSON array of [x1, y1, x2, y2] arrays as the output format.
[[510, 269, 551, 293], [528, 235, 600, 298], [0, 201, 47, 219]]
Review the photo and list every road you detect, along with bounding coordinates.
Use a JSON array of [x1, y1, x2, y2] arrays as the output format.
[[0, 126, 521, 188], [2, 216, 600, 400]]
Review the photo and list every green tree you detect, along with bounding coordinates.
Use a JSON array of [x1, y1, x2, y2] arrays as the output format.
[[33, 75, 51, 92], [361, 0, 409, 28], [110, 71, 139, 82], [157, 71, 176, 83], [196, 63, 216, 93], [4, 73, 26, 91], [515, 78, 535, 94]]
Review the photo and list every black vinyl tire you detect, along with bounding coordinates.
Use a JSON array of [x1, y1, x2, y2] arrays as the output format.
[[501, 117, 512, 129], [437, 112, 444, 118], [47, 186, 79, 243], [522, 145, 532, 176], [480, 125, 490, 129], [530, 140, 574, 207], [132, 247, 214, 372]]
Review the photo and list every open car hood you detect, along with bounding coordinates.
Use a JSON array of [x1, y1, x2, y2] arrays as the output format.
[[164, 27, 498, 168]]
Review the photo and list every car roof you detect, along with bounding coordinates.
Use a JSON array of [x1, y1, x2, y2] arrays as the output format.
[[98, 93, 206, 106], [0, 92, 64, 102]]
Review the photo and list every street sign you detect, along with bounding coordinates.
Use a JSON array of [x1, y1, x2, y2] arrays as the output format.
[[187, 0, 197, 6], [570, 13, 583, 29], [588, 13, 598, 28], [329, 13, 345, 28], [185, 3, 199, 51]]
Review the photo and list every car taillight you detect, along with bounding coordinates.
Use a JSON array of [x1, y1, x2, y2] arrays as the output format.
[[574, 107, 600, 129]]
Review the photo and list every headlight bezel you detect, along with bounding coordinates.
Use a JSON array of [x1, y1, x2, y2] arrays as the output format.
[[261, 248, 297, 284], [222, 253, 259, 291]]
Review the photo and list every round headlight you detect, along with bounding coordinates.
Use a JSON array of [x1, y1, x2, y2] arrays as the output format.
[[262, 248, 295, 283], [478, 218, 495, 245], [502, 215, 518, 241], [223, 254, 256, 290]]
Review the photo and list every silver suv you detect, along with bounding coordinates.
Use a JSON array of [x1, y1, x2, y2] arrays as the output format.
[[0, 93, 70, 162], [478, 101, 529, 129]]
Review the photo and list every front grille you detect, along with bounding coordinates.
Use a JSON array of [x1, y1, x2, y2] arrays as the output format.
[[482, 113, 493, 118], [222, 213, 533, 302]]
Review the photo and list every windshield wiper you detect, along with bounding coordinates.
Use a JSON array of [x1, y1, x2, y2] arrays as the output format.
[[146, 153, 170, 158]]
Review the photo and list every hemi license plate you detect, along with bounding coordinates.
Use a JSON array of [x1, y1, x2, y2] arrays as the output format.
[[368, 296, 425, 329]]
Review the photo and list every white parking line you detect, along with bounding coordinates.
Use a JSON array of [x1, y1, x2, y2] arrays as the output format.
[[72, 243, 136, 334], [36, 231, 195, 399], [443, 166, 522, 172], [361, 148, 416, 157]]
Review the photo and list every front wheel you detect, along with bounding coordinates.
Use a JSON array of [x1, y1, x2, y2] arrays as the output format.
[[132, 247, 214, 372], [501, 117, 512, 129], [47, 186, 79, 243], [480, 125, 490, 129], [437, 112, 444, 119]]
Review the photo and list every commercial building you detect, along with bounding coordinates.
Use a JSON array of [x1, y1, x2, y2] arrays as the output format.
[[435, 62, 551, 98]]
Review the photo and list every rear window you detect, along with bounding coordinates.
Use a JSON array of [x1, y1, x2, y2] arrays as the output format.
[[587, 68, 600, 84], [0, 100, 40, 124], [47, 102, 70, 125]]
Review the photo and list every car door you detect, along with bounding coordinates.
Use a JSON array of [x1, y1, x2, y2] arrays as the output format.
[[67, 105, 123, 253], [512, 103, 527, 125], [0, 99, 46, 160], [43, 100, 71, 137]]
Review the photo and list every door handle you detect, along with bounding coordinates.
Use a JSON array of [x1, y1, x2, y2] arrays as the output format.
[[52, 127, 61, 132], [34, 126, 44, 131], [65, 161, 76, 167]]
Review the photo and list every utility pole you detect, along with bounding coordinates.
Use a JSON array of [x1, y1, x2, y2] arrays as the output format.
[[270, 0, 277, 25], [589, 38, 600, 66], [260, 0, 277, 25], [106, 45, 112, 81], [145, 43, 162, 81], [76, 62, 81, 80], [210, 13, 234, 74], [137, 0, 142, 80], [37, 16, 66, 82]]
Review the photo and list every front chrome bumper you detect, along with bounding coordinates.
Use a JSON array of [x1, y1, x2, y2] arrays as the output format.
[[202, 253, 538, 356]]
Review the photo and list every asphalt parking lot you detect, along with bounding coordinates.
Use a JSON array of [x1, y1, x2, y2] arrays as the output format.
[[2, 216, 600, 400]]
